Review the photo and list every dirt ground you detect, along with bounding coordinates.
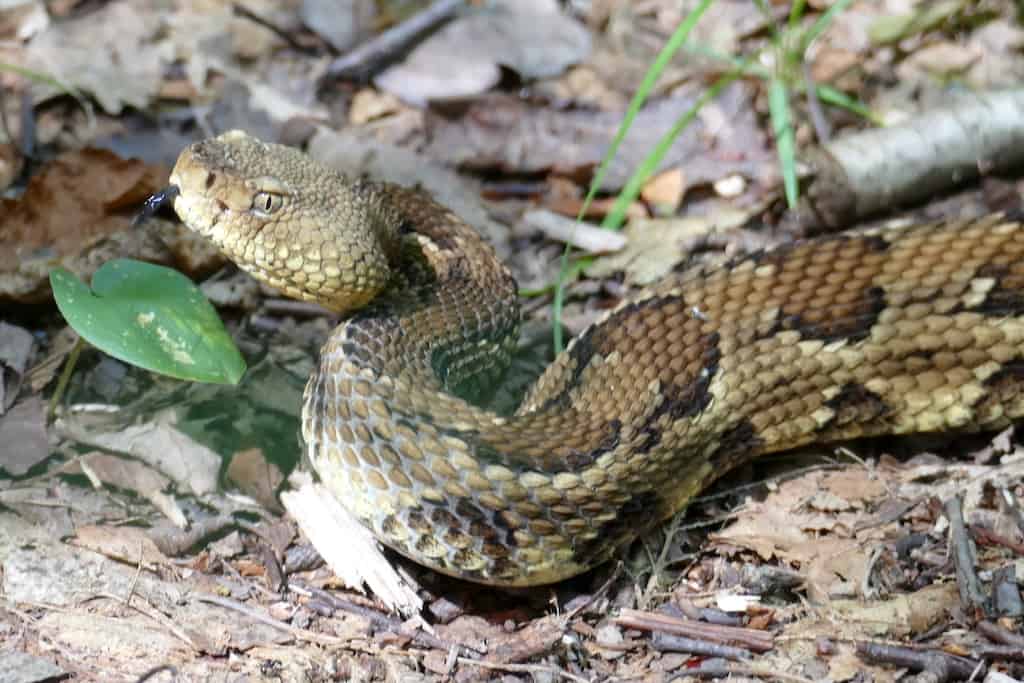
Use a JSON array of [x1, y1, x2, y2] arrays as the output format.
[[1, 1, 1023, 681]]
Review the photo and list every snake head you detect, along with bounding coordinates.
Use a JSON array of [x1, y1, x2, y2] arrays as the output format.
[[165, 130, 404, 313]]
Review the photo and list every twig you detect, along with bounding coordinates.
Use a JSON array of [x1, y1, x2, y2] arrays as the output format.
[[564, 562, 622, 620], [944, 495, 989, 616], [298, 584, 473, 654], [802, 61, 831, 143], [147, 515, 238, 557], [690, 463, 843, 503], [801, 88, 1024, 231], [856, 641, 981, 682], [195, 592, 345, 646], [454, 657, 590, 683], [671, 663, 816, 683], [521, 209, 627, 253], [615, 608, 774, 652], [854, 495, 926, 532], [260, 298, 333, 317], [90, 592, 198, 650], [232, 3, 316, 54], [134, 665, 178, 683], [324, 0, 464, 81], [651, 632, 752, 660], [977, 620, 1024, 648]]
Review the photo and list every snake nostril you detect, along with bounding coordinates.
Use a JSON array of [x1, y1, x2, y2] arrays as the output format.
[[205, 172, 216, 189], [216, 199, 228, 212]]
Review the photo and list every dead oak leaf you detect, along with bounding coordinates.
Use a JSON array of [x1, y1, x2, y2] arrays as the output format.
[[0, 147, 166, 263], [21, 2, 173, 113], [375, 0, 590, 106], [69, 525, 170, 571]]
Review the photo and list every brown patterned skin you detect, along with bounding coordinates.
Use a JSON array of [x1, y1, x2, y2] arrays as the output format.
[[166, 130, 1024, 586]]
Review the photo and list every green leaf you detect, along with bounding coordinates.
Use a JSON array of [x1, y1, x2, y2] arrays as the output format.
[[769, 78, 798, 209], [50, 259, 246, 385]]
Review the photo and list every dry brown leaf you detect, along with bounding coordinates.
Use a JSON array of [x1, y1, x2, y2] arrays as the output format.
[[0, 395, 48, 476], [375, 0, 590, 106], [585, 207, 751, 285], [62, 452, 170, 495], [828, 583, 960, 638], [425, 83, 771, 192], [349, 88, 404, 125], [641, 168, 685, 214], [897, 41, 982, 83], [711, 468, 895, 601], [70, 525, 170, 570], [226, 447, 285, 513], [0, 147, 166, 267], [21, 2, 172, 113], [55, 410, 220, 497]]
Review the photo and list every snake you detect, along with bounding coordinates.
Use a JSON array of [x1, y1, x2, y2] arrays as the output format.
[[148, 130, 1024, 586]]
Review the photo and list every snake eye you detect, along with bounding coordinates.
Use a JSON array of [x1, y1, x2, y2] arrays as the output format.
[[252, 191, 284, 216]]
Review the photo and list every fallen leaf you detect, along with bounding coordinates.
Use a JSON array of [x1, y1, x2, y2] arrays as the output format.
[[0, 147, 166, 261], [21, 2, 173, 113], [641, 169, 686, 214], [0, 395, 48, 476], [897, 41, 982, 83], [425, 83, 771, 192], [585, 207, 751, 285], [55, 409, 220, 496], [226, 447, 285, 512], [0, 321, 34, 413], [375, 0, 590, 106], [70, 524, 171, 570], [349, 88, 404, 125], [301, 0, 375, 52]]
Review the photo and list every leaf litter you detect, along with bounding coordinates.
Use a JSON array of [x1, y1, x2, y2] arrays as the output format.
[[1, 0, 1024, 681]]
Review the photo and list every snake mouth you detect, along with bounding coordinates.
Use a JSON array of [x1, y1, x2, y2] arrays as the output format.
[[133, 184, 181, 228]]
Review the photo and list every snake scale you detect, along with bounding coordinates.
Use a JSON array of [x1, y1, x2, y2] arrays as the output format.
[[153, 130, 1024, 586]]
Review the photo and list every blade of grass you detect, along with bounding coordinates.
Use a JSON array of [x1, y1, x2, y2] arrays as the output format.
[[769, 78, 798, 209], [550, 64, 749, 349], [548, 0, 716, 352], [798, 0, 856, 54], [815, 84, 881, 125], [787, 0, 807, 33], [573, 0, 716, 226]]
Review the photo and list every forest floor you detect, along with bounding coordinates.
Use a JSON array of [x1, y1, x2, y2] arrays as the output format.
[[1, 1, 1023, 681]]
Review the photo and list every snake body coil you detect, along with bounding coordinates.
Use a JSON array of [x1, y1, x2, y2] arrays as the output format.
[[165, 131, 1024, 586]]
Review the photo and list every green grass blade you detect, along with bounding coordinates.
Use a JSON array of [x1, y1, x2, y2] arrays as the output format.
[[769, 78, 798, 209], [799, 0, 856, 54], [815, 84, 882, 125], [573, 0, 716, 225], [787, 0, 807, 32], [551, 66, 749, 350], [599, 71, 748, 235], [549, 0, 716, 352]]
